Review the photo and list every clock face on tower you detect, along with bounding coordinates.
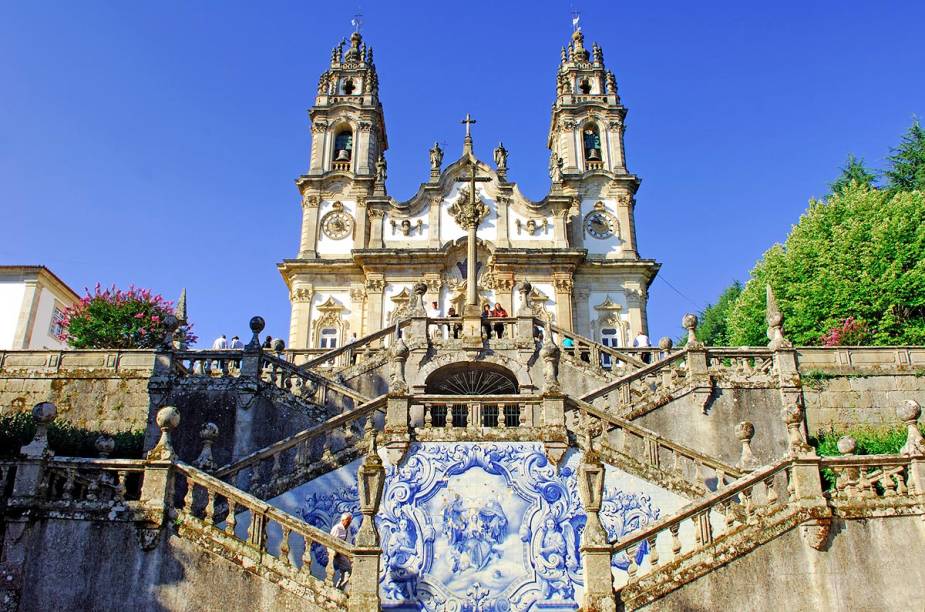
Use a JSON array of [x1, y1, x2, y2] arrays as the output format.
[[321, 206, 355, 240], [583, 208, 617, 239]]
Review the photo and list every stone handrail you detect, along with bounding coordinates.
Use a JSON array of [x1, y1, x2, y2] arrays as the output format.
[[174, 461, 352, 592], [0, 349, 157, 373], [568, 397, 742, 487], [260, 351, 371, 405], [581, 348, 690, 404], [35, 457, 147, 505], [795, 346, 925, 372], [212, 394, 388, 483], [173, 350, 244, 377], [611, 458, 793, 583], [822, 454, 917, 499], [544, 320, 648, 370], [295, 320, 408, 371]]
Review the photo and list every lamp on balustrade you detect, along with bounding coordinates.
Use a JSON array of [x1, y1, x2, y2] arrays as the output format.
[[355, 428, 385, 547]]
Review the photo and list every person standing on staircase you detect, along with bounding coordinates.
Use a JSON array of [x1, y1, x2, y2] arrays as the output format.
[[330, 512, 354, 589]]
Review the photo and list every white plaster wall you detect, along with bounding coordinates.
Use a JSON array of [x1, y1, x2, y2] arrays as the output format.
[[308, 290, 351, 347], [580, 198, 625, 256], [507, 209, 554, 242], [382, 282, 412, 327], [0, 281, 26, 349], [439, 184, 498, 246], [315, 199, 357, 256], [383, 208, 429, 245], [29, 287, 67, 349]]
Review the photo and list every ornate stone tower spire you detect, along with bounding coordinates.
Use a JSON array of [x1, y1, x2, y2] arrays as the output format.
[[547, 26, 627, 176], [304, 29, 387, 177]]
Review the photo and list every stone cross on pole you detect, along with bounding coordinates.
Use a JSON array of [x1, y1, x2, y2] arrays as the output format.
[[455, 155, 491, 309], [461, 113, 476, 155]]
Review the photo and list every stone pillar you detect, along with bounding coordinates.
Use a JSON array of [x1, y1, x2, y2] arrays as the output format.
[[428, 197, 441, 248], [368, 209, 385, 249], [683, 314, 712, 413], [615, 193, 637, 257], [235, 317, 265, 461], [353, 197, 368, 249], [495, 195, 511, 247], [291, 286, 314, 349], [349, 285, 367, 339], [350, 429, 385, 611], [12, 403, 56, 503], [141, 406, 181, 527], [365, 276, 385, 333], [542, 394, 568, 465], [553, 274, 574, 331], [298, 195, 320, 258], [577, 438, 616, 612]]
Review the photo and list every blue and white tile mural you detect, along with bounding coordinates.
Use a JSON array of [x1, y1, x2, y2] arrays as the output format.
[[267, 442, 686, 611]]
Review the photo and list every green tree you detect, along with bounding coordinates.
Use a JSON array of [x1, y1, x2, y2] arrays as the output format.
[[884, 118, 925, 192], [829, 154, 876, 195], [727, 183, 925, 346], [679, 281, 742, 346]]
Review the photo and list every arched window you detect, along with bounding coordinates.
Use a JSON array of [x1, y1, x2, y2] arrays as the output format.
[[583, 125, 602, 162], [319, 327, 338, 349], [333, 129, 353, 163]]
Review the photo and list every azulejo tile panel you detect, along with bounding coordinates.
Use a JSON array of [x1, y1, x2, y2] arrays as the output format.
[[268, 442, 686, 611]]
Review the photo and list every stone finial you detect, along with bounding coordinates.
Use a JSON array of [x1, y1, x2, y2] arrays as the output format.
[[247, 316, 265, 349], [734, 421, 760, 472], [837, 435, 857, 456], [271, 338, 285, 353], [781, 403, 811, 455], [146, 406, 181, 462], [682, 313, 702, 348], [161, 313, 180, 350], [95, 435, 115, 459], [387, 332, 410, 394], [517, 282, 533, 316], [194, 422, 219, 471], [412, 281, 428, 316], [765, 284, 792, 350], [175, 288, 187, 324], [658, 336, 673, 352], [356, 424, 385, 548], [898, 400, 925, 456], [540, 322, 561, 393], [21, 402, 57, 458]]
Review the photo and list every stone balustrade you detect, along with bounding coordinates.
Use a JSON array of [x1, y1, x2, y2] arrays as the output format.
[[612, 458, 795, 590], [212, 395, 387, 498], [260, 351, 371, 408], [174, 461, 351, 602], [571, 398, 741, 494], [173, 350, 243, 377], [824, 454, 916, 500], [796, 346, 925, 373]]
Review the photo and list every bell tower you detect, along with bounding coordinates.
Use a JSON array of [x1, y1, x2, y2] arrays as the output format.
[[306, 30, 387, 177], [547, 27, 628, 176]]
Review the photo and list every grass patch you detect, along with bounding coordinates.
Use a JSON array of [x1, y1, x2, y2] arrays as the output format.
[[0, 412, 144, 459]]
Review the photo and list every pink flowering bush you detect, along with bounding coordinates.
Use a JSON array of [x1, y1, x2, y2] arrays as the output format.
[[819, 317, 873, 346], [57, 284, 196, 349]]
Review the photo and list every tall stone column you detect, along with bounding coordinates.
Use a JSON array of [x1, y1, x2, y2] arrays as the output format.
[[350, 428, 384, 611], [428, 196, 441, 248], [615, 193, 637, 257], [368, 209, 385, 249], [298, 195, 320, 258], [349, 285, 367, 338], [495, 195, 511, 247], [353, 197, 368, 249]]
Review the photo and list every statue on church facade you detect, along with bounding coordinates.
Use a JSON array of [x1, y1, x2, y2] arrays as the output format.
[[429, 142, 443, 172]]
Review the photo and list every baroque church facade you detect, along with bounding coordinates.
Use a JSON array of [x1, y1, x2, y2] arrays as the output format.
[[279, 27, 660, 351]]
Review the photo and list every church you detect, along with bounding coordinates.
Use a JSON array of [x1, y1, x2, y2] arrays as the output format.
[[278, 26, 659, 352], [2, 19, 924, 612]]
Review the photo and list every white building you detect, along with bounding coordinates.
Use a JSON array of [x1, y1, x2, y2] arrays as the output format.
[[0, 266, 80, 350]]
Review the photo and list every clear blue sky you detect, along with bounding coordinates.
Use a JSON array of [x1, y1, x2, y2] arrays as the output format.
[[2, 1, 923, 346]]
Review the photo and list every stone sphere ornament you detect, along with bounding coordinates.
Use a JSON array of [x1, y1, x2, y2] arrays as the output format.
[[412, 281, 428, 296], [95, 435, 116, 458], [735, 420, 756, 442], [837, 435, 857, 455], [156, 406, 181, 431], [272, 338, 286, 352], [682, 313, 698, 331], [781, 403, 804, 425], [32, 401, 57, 424], [897, 399, 922, 424], [658, 337, 673, 351], [200, 422, 219, 442], [249, 316, 266, 335]]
